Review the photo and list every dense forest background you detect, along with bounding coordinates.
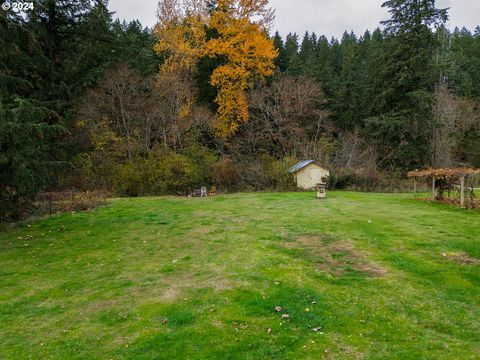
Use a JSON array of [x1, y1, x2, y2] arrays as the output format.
[[1, 0, 480, 220]]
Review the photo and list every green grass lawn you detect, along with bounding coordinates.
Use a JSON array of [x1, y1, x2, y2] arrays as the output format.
[[1, 192, 479, 359]]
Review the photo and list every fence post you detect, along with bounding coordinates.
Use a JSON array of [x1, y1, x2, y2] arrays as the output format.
[[432, 177, 436, 201], [413, 178, 417, 199]]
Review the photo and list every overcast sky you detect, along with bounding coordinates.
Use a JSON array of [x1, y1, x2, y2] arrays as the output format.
[[108, 0, 480, 38]]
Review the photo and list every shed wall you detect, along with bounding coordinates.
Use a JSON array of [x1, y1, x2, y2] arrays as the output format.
[[295, 164, 330, 189]]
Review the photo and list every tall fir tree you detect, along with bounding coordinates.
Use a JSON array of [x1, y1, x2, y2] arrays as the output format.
[[272, 31, 288, 72], [284, 33, 302, 75], [333, 32, 362, 130], [313, 35, 335, 98], [0, 12, 68, 220], [366, 0, 449, 169], [299, 32, 318, 76]]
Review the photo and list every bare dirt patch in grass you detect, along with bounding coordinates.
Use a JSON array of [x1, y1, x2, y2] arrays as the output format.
[[186, 226, 211, 237], [286, 234, 387, 278], [84, 299, 119, 313], [159, 278, 232, 301], [442, 252, 480, 265], [161, 287, 181, 301]]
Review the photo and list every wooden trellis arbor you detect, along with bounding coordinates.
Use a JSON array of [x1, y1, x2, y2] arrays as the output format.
[[407, 168, 480, 208]]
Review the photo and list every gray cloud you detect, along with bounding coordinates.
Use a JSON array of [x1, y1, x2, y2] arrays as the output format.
[[269, 0, 388, 38], [108, 0, 480, 38]]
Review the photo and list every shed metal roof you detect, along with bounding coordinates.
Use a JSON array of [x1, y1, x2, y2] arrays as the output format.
[[288, 160, 315, 173]]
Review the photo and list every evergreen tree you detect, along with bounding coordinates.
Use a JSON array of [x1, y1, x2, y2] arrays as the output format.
[[112, 19, 159, 76], [333, 32, 362, 130], [0, 99, 68, 220], [0, 12, 68, 220], [272, 31, 288, 72], [62, 0, 116, 103], [313, 35, 335, 98], [449, 27, 480, 100], [25, 0, 98, 113], [358, 29, 384, 122], [366, 0, 449, 169], [284, 33, 302, 75], [299, 32, 317, 76]]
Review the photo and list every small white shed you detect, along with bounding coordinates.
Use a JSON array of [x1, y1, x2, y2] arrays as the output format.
[[288, 160, 330, 190]]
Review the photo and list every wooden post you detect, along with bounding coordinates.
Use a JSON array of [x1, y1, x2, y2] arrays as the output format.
[[432, 176, 436, 201], [413, 178, 417, 199], [460, 176, 465, 208]]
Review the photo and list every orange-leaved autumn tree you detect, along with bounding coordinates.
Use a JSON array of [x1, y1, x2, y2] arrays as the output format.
[[204, 0, 277, 137], [154, 0, 207, 121], [154, 0, 278, 138], [154, 0, 207, 73]]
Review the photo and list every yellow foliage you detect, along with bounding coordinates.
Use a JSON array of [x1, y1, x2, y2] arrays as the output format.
[[154, 0, 277, 138], [154, 0, 206, 70], [75, 119, 87, 128], [154, 0, 207, 122], [179, 103, 191, 119], [90, 118, 122, 152], [204, 2, 277, 136]]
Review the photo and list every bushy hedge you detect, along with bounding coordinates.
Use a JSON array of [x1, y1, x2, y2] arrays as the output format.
[[35, 190, 109, 215], [328, 169, 414, 192], [62, 149, 421, 197], [234, 155, 297, 191], [62, 146, 217, 197], [211, 157, 238, 191], [112, 147, 217, 196]]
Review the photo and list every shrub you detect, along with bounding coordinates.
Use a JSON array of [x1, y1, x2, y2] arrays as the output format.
[[35, 190, 109, 216], [181, 146, 217, 186], [212, 157, 238, 190], [112, 159, 149, 197], [261, 155, 297, 190], [110, 147, 217, 196], [51, 145, 218, 197], [111, 154, 192, 196], [332, 171, 359, 190], [156, 153, 196, 194], [331, 169, 414, 192]]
